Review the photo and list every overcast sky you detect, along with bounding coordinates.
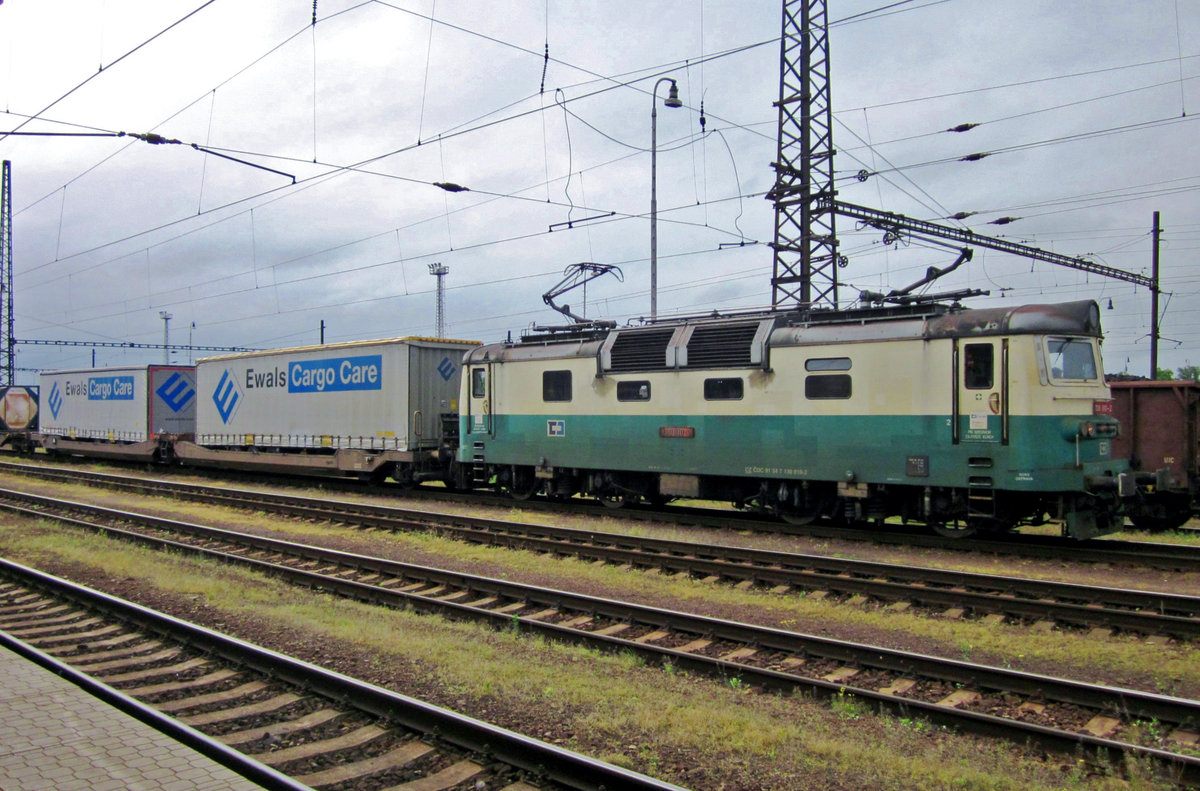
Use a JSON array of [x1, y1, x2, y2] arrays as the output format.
[[1, 0, 1196, 382]]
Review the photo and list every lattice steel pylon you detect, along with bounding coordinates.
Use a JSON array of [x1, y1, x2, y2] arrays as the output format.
[[1, 161, 14, 386], [767, 0, 840, 310]]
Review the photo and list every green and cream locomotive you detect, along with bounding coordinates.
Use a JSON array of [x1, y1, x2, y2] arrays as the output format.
[[458, 299, 1148, 539]]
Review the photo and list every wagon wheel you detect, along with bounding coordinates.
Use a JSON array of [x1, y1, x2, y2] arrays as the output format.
[[1130, 493, 1193, 532]]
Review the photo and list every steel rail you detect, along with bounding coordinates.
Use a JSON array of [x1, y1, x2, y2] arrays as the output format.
[[3, 466, 1198, 638], [0, 558, 688, 791], [0, 627, 312, 791], [6, 459, 1200, 570], [5, 490, 1200, 783]]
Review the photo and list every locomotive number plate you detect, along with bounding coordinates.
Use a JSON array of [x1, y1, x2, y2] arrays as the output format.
[[906, 455, 930, 477]]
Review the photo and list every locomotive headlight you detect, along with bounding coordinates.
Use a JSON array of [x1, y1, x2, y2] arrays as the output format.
[[1078, 421, 1096, 437]]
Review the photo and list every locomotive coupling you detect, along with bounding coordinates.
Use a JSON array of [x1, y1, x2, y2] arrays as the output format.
[[1083, 472, 1139, 497]]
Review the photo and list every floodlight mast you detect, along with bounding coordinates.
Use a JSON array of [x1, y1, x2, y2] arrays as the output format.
[[428, 263, 449, 338]]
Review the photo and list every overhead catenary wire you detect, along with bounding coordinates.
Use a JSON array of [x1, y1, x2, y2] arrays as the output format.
[[0, 0, 220, 142], [2, 0, 1190, 367], [6, 0, 944, 290]]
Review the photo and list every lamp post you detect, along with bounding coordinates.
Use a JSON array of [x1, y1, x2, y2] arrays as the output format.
[[158, 311, 172, 364], [651, 77, 682, 321]]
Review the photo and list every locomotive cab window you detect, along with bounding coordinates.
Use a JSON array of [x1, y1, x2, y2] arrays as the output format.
[[1046, 337, 1098, 382], [704, 377, 743, 400], [543, 370, 572, 402], [617, 380, 651, 401], [963, 344, 994, 389], [471, 368, 487, 398]]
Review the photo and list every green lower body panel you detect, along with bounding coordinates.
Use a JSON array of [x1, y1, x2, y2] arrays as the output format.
[[461, 412, 1122, 494]]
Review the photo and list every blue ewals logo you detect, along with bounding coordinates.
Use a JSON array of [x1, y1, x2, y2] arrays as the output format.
[[212, 370, 241, 424], [156, 372, 196, 413], [436, 357, 456, 381], [48, 381, 63, 419]]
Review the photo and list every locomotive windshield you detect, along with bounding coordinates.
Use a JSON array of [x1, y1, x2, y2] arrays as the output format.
[[1045, 337, 1099, 382]]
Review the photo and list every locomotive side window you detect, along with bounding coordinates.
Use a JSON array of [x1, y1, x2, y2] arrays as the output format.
[[963, 344, 994, 389], [617, 380, 651, 401], [471, 368, 487, 398], [1046, 337, 1098, 381], [543, 370, 572, 402], [805, 374, 851, 399], [805, 357, 851, 371], [704, 377, 743, 400]]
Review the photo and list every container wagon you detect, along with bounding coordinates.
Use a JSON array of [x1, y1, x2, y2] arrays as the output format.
[[37, 365, 196, 462], [177, 336, 477, 482], [1106, 379, 1198, 530]]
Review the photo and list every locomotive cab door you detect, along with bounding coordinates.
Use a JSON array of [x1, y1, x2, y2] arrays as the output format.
[[953, 338, 1008, 445], [466, 364, 493, 437]]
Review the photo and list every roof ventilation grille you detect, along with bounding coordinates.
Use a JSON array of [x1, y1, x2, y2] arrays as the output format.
[[683, 323, 759, 369], [607, 329, 674, 372]]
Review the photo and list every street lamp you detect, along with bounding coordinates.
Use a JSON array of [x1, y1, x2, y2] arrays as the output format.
[[651, 77, 682, 321], [159, 311, 172, 364]]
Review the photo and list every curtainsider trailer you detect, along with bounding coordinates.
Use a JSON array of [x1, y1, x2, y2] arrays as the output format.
[[177, 336, 477, 482], [37, 365, 197, 461]]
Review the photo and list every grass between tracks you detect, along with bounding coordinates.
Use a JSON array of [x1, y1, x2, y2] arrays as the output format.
[[40, 474, 1200, 698], [5, 470, 1200, 698], [0, 516, 1182, 791]]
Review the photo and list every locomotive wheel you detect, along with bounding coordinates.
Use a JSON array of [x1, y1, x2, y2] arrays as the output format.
[[509, 479, 541, 500], [508, 466, 541, 501], [598, 493, 631, 509], [930, 520, 977, 539], [779, 510, 819, 526]]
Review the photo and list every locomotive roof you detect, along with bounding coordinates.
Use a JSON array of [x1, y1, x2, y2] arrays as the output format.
[[464, 300, 1101, 366], [922, 300, 1101, 339]]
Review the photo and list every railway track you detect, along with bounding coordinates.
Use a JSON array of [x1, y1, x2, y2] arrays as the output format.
[[3, 458, 1197, 570], [0, 560, 685, 791], [3, 464, 1200, 641], [3, 487, 1200, 783]]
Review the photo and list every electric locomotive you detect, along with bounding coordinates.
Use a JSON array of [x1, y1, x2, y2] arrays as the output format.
[[457, 299, 1147, 539]]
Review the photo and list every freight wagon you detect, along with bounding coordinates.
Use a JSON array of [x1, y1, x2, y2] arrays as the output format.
[[176, 337, 477, 482], [0, 385, 39, 453], [1106, 380, 1199, 530], [458, 300, 1149, 539], [37, 365, 196, 462]]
